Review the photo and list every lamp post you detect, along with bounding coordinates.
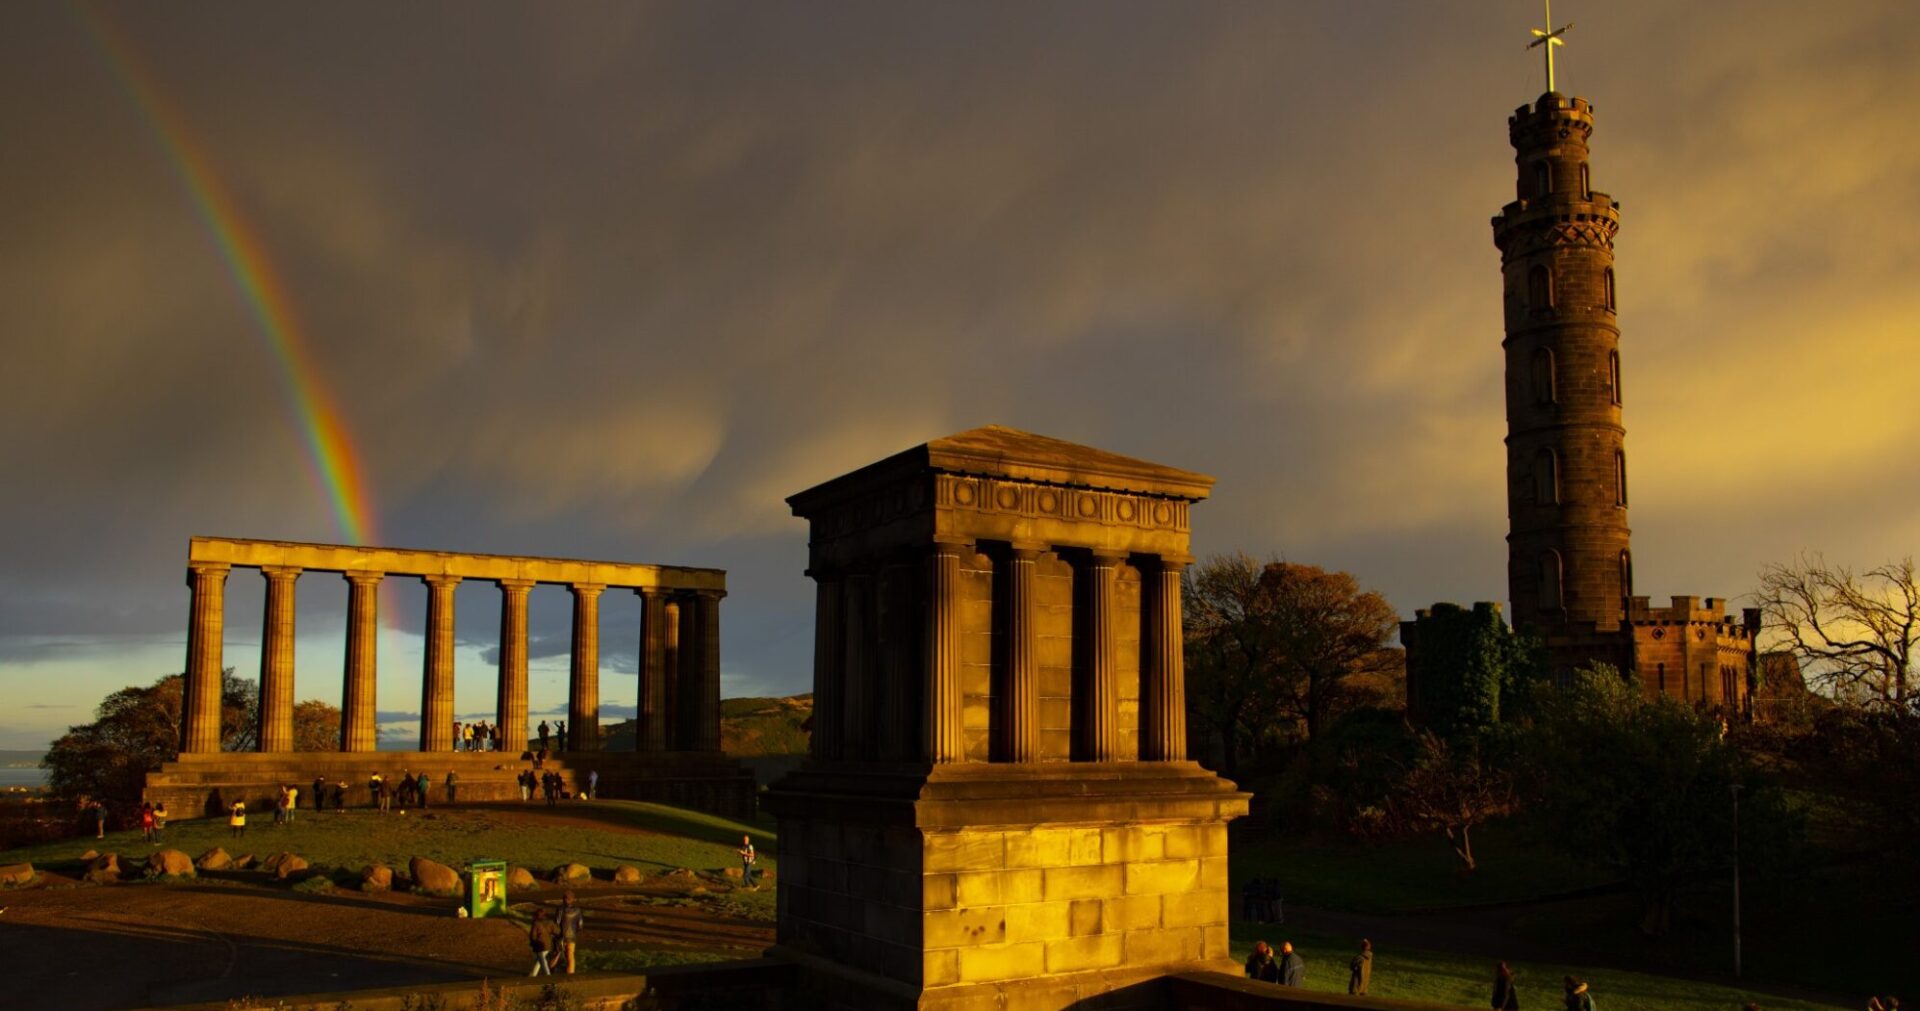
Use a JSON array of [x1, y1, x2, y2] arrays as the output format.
[[1731, 782, 1743, 978]]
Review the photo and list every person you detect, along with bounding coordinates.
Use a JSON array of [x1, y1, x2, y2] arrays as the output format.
[[1244, 940, 1279, 982], [416, 771, 431, 809], [398, 770, 414, 807], [140, 802, 156, 843], [453, 720, 465, 751], [286, 784, 298, 823], [544, 771, 560, 807], [1240, 879, 1259, 922], [557, 891, 584, 974], [274, 785, 288, 825], [527, 907, 559, 976], [91, 799, 107, 839], [538, 720, 550, 751], [229, 799, 247, 838], [152, 801, 167, 841], [1491, 961, 1520, 1009], [312, 776, 326, 812], [445, 769, 459, 804], [556, 720, 567, 750], [1562, 976, 1593, 1011], [331, 781, 346, 810], [1278, 941, 1304, 987], [738, 835, 758, 888], [519, 769, 533, 802], [1266, 879, 1285, 924], [1349, 938, 1373, 996], [586, 769, 598, 800], [369, 772, 384, 811]]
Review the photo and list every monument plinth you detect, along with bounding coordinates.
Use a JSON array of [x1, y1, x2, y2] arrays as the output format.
[[769, 426, 1248, 1010]]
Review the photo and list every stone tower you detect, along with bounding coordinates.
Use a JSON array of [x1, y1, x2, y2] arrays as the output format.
[[1494, 93, 1632, 642]]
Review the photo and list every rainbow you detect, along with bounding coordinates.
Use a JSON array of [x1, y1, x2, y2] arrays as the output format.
[[75, 3, 376, 545]]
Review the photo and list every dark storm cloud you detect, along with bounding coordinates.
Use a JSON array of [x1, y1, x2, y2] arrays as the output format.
[[3, 2, 1918, 739]]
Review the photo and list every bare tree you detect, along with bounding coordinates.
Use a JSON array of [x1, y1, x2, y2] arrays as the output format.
[[1390, 729, 1515, 872], [1756, 554, 1917, 712], [1183, 553, 1274, 777]]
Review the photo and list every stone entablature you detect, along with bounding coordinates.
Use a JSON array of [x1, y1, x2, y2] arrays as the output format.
[[177, 536, 725, 759]]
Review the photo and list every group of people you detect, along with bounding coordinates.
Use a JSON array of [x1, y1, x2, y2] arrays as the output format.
[[524, 891, 585, 976], [525, 768, 584, 806], [1243, 940, 1305, 987], [535, 719, 568, 752], [1242, 944, 1611, 1010], [137, 801, 168, 842], [1239, 876, 1284, 923], [453, 720, 502, 752]]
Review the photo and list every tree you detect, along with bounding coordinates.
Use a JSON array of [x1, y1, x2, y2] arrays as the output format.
[[1756, 553, 1917, 712], [1390, 729, 1515, 872], [1184, 553, 1275, 777], [1258, 561, 1401, 741]]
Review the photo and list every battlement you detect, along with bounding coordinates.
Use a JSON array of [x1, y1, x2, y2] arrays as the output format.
[[1626, 595, 1763, 635]]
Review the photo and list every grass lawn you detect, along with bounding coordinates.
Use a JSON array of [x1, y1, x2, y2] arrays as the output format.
[[1231, 926, 1847, 1010], [1231, 819, 1616, 913]]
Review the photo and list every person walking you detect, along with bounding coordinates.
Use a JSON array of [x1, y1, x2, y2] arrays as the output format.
[[1278, 941, 1305, 987], [538, 720, 550, 751], [586, 769, 598, 801], [1562, 976, 1593, 1011], [229, 799, 247, 838], [152, 801, 167, 841], [1491, 961, 1520, 1009], [369, 772, 384, 811], [557, 891, 584, 974], [416, 771, 431, 809], [1244, 940, 1280, 982], [445, 769, 459, 804], [140, 803, 156, 843], [738, 835, 758, 888], [330, 781, 346, 811], [274, 786, 288, 825], [91, 799, 107, 839], [285, 784, 298, 823], [527, 907, 560, 976], [519, 769, 533, 802], [1349, 938, 1373, 996]]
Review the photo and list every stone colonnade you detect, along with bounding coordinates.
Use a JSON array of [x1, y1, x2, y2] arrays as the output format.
[[180, 537, 726, 756]]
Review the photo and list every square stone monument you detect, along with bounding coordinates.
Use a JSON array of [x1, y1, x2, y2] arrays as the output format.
[[767, 426, 1248, 1010]]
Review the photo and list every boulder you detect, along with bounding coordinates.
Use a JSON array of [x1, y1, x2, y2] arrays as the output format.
[[232, 853, 256, 870], [361, 864, 393, 892], [551, 862, 591, 884], [272, 855, 309, 881], [0, 862, 36, 887], [409, 856, 461, 897], [83, 853, 120, 884], [262, 852, 292, 873], [722, 866, 742, 879], [507, 866, 536, 891], [146, 849, 195, 878], [196, 847, 233, 871], [612, 865, 642, 885], [80, 849, 98, 862]]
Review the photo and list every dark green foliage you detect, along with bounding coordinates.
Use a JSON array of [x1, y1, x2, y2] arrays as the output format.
[[1406, 602, 1540, 736], [41, 670, 253, 816]]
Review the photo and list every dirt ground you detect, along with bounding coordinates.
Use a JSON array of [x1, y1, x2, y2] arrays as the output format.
[[0, 821, 773, 1010]]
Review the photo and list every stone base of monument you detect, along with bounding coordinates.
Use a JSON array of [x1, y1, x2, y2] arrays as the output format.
[[764, 761, 1249, 1011], [144, 750, 755, 822]]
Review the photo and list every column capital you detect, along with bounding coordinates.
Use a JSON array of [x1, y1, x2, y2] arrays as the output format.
[[929, 537, 974, 556], [634, 584, 669, 598], [804, 566, 842, 582], [260, 564, 302, 581], [1008, 542, 1049, 561], [187, 561, 231, 581], [1087, 548, 1130, 566], [691, 587, 728, 601], [344, 569, 384, 587], [421, 573, 464, 589], [1155, 554, 1194, 571], [570, 582, 607, 598], [497, 577, 537, 591]]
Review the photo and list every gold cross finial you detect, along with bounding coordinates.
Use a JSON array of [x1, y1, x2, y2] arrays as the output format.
[[1528, 0, 1574, 93]]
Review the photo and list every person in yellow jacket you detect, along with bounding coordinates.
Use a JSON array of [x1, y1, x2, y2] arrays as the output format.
[[228, 800, 247, 838]]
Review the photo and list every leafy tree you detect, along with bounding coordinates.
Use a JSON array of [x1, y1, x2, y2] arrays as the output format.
[[1261, 562, 1401, 741], [1389, 729, 1516, 872], [1184, 553, 1275, 777], [1517, 665, 1796, 936], [1404, 602, 1540, 736], [1756, 553, 1917, 712]]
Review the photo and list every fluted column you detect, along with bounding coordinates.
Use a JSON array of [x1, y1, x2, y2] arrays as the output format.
[[663, 598, 682, 750], [496, 579, 534, 754], [636, 587, 668, 752], [181, 562, 231, 754], [924, 542, 967, 763], [420, 574, 461, 752], [1143, 556, 1188, 761], [257, 566, 300, 753], [568, 583, 605, 751], [999, 545, 1043, 763], [693, 589, 724, 752], [876, 559, 915, 761], [341, 571, 383, 753], [1084, 550, 1124, 762], [810, 572, 844, 760], [675, 594, 699, 750], [841, 571, 873, 760]]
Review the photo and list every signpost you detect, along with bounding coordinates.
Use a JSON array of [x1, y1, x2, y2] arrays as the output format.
[[469, 860, 507, 919]]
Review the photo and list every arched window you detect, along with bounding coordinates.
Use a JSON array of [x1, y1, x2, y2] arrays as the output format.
[[1614, 450, 1628, 507], [1533, 161, 1552, 198], [1528, 265, 1553, 309], [1580, 163, 1591, 198], [1534, 448, 1560, 505], [1620, 549, 1633, 597], [1609, 350, 1622, 405], [1531, 347, 1556, 405], [1604, 267, 1616, 311], [1539, 550, 1564, 610], [1657, 662, 1667, 694]]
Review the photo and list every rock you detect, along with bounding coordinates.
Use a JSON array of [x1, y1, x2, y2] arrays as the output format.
[[409, 856, 461, 897], [232, 853, 256, 870], [613, 865, 642, 885], [662, 867, 697, 879], [84, 853, 120, 884], [80, 849, 98, 862], [262, 852, 292, 873], [0, 862, 36, 887], [361, 863, 393, 892], [551, 862, 591, 884], [272, 855, 309, 881], [507, 866, 536, 891], [196, 847, 232, 871], [722, 866, 743, 879], [146, 849, 195, 878]]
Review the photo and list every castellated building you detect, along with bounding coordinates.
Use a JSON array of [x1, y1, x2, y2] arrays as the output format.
[[1406, 91, 1758, 713]]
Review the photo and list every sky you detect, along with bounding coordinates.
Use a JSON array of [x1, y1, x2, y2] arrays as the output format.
[[2, 2, 1916, 752]]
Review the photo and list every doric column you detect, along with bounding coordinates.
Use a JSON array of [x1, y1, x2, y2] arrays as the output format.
[[999, 545, 1044, 763], [1084, 550, 1125, 762], [876, 559, 916, 761], [568, 583, 605, 751], [496, 579, 534, 754], [841, 571, 873, 760], [341, 571, 383, 753], [663, 598, 682, 750], [257, 566, 300, 753], [420, 574, 461, 752], [181, 562, 231, 754], [1142, 556, 1189, 761], [809, 571, 844, 760], [636, 587, 668, 752], [675, 594, 699, 750], [693, 589, 724, 752], [923, 542, 967, 763]]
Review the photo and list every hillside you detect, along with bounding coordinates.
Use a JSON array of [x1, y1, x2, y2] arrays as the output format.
[[602, 694, 811, 756], [0, 750, 45, 769]]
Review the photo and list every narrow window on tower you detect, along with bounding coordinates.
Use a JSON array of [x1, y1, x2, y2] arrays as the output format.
[[1534, 448, 1559, 505], [1615, 450, 1628, 507], [1580, 163, 1591, 198], [1531, 347, 1556, 405], [1540, 551, 1564, 610], [1658, 662, 1667, 694], [1620, 550, 1633, 597], [1604, 268, 1616, 311], [1609, 350, 1622, 405], [1528, 265, 1553, 310], [1533, 161, 1552, 198]]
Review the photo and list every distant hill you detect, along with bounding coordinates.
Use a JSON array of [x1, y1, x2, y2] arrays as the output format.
[[602, 694, 811, 756], [0, 750, 45, 769]]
